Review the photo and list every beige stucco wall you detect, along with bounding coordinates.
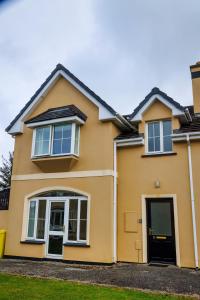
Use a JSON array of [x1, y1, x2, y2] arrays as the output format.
[[191, 65, 200, 113], [117, 101, 198, 268], [5, 176, 114, 262], [0, 211, 8, 230], [5, 76, 119, 263], [12, 77, 119, 175]]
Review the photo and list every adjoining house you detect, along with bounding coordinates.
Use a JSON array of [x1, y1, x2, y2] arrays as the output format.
[[1, 61, 200, 268]]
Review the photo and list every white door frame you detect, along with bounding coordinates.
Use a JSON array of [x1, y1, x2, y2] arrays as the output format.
[[141, 194, 180, 267], [46, 199, 67, 259]]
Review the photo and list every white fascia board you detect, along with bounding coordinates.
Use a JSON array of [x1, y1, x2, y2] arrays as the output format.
[[131, 94, 184, 122], [172, 132, 200, 142], [8, 70, 118, 135], [26, 116, 85, 128], [116, 137, 144, 147]]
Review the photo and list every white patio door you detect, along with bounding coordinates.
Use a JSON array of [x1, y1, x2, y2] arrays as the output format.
[[47, 200, 67, 258]]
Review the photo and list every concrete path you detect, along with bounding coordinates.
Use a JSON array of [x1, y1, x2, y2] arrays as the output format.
[[0, 259, 200, 296]]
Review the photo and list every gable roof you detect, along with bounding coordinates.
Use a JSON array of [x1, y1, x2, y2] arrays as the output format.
[[6, 64, 133, 134], [127, 87, 185, 122], [25, 105, 87, 125]]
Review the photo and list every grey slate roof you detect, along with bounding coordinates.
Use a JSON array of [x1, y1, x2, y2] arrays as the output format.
[[174, 105, 200, 134], [127, 87, 184, 120], [6, 64, 117, 132], [25, 105, 87, 125]]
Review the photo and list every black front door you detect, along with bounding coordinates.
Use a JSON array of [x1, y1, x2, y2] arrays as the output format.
[[146, 198, 176, 264]]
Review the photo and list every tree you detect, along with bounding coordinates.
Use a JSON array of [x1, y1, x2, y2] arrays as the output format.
[[0, 152, 13, 190]]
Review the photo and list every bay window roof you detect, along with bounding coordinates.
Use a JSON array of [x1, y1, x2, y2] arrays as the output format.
[[25, 105, 87, 127]]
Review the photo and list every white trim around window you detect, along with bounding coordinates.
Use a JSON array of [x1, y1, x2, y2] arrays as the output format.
[[26, 196, 89, 245], [31, 123, 80, 158], [145, 120, 173, 154]]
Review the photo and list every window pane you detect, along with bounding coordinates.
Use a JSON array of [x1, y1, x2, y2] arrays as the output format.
[[62, 138, 71, 153], [154, 122, 160, 137], [74, 125, 79, 155], [34, 126, 50, 156], [68, 220, 77, 240], [35, 128, 43, 141], [53, 124, 72, 155], [69, 199, 78, 219], [80, 220, 87, 240], [36, 200, 46, 239], [164, 136, 172, 152], [28, 201, 36, 238], [148, 137, 154, 152], [43, 127, 50, 140], [34, 141, 40, 156], [163, 120, 171, 136], [151, 202, 172, 236], [80, 201, 87, 219], [63, 124, 72, 138], [148, 123, 154, 137], [42, 140, 49, 154], [53, 140, 62, 154], [54, 125, 62, 139], [155, 137, 160, 151], [50, 202, 64, 231]]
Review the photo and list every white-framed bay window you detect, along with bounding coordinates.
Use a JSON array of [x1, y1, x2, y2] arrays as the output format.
[[26, 197, 88, 244], [146, 120, 172, 153], [32, 123, 80, 157]]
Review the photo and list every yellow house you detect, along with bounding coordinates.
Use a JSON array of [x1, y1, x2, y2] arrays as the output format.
[[1, 61, 200, 268]]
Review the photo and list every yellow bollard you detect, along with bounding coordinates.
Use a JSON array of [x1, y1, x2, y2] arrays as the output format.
[[0, 230, 6, 258]]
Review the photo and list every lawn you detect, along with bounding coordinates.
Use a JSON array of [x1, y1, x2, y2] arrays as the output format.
[[0, 273, 193, 300]]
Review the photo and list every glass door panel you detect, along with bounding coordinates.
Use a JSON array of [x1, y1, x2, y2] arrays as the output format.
[[47, 201, 65, 256]]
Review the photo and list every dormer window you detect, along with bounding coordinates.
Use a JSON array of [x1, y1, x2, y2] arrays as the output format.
[[25, 105, 87, 159], [33, 123, 80, 157], [146, 120, 172, 153]]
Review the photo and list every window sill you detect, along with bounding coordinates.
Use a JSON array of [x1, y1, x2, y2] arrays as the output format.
[[20, 240, 45, 245], [31, 154, 79, 172], [141, 152, 177, 158], [63, 242, 90, 248]]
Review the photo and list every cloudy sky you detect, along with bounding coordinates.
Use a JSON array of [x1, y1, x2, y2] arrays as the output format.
[[0, 0, 200, 161]]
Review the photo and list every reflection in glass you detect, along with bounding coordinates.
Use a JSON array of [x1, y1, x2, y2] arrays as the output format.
[[50, 202, 64, 231]]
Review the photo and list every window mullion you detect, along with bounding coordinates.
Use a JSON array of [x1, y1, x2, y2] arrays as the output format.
[[65, 200, 69, 243], [34, 200, 39, 239], [50, 125, 53, 155], [160, 121, 164, 152], [71, 123, 75, 154], [77, 199, 81, 241]]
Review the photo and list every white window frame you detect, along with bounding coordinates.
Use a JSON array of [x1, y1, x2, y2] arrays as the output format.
[[26, 199, 47, 241], [31, 123, 80, 158], [26, 197, 89, 244], [145, 120, 172, 154], [66, 198, 88, 243]]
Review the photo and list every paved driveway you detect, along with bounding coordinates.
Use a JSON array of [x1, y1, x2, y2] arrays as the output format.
[[0, 259, 200, 296]]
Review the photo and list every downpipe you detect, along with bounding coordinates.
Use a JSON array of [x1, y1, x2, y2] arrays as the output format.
[[186, 134, 199, 269]]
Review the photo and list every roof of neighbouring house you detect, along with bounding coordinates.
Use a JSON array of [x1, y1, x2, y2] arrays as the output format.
[[25, 105, 87, 124], [174, 105, 200, 133]]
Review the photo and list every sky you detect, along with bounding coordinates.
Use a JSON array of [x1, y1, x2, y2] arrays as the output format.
[[0, 0, 200, 161]]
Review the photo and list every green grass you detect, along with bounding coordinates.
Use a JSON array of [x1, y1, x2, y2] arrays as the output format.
[[0, 273, 193, 300]]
